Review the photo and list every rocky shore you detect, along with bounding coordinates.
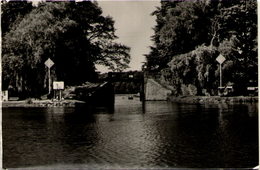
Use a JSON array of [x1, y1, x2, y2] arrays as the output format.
[[2, 99, 86, 108], [2, 96, 258, 108], [168, 96, 258, 104]]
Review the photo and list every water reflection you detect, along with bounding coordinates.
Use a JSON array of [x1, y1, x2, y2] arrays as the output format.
[[3, 96, 258, 168], [217, 103, 258, 166]]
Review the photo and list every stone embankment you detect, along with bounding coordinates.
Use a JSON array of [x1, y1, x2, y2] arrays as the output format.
[[168, 96, 258, 104], [2, 99, 85, 108]]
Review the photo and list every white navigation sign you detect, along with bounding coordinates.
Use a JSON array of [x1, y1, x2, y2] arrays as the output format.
[[53, 81, 64, 90], [216, 54, 226, 64], [45, 58, 54, 68]]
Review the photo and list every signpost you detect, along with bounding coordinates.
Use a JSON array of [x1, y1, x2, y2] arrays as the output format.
[[216, 54, 226, 88], [45, 58, 54, 94], [216, 54, 226, 96]]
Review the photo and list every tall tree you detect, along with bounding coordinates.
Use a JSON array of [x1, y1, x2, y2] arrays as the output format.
[[217, 0, 258, 94], [146, 0, 257, 96], [1, 0, 33, 35], [146, 0, 215, 71], [2, 1, 130, 98]]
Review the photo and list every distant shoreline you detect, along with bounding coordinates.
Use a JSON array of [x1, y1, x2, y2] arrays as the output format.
[[2, 96, 258, 108], [168, 96, 258, 104]]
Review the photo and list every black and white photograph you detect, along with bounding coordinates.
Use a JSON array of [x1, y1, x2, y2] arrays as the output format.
[[1, 0, 258, 169]]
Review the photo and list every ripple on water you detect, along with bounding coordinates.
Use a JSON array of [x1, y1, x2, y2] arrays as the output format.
[[2, 99, 258, 168]]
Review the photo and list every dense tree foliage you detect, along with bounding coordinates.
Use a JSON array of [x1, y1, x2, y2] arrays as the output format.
[[1, 0, 33, 35], [2, 1, 130, 98], [145, 0, 257, 96]]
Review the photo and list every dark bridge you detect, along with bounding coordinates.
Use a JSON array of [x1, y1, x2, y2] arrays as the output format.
[[73, 71, 145, 109], [106, 71, 145, 100], [74, 81, 115, 107]]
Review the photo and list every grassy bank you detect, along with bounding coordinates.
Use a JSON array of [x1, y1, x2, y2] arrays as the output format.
[[168, 96, 258, 104]]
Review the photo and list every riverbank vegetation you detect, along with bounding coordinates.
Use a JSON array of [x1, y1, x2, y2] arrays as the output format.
[[145, 0, 257, 96], [2, 1, 130, 99]]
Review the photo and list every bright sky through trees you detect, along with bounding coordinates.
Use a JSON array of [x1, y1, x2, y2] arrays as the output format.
[[97, 1, 160, 73]]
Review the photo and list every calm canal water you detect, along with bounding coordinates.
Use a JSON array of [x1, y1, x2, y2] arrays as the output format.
[[3, 95, 258, 169]]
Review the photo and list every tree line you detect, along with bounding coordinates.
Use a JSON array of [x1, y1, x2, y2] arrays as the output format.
[[145, 0, 257, 96], [2, 0, 130, 98]]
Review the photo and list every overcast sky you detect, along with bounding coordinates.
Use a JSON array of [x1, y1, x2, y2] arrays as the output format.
[[96, 1, 160, 73]]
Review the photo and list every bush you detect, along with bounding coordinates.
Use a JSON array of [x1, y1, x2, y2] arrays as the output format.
[[181, 84, 197, 96]]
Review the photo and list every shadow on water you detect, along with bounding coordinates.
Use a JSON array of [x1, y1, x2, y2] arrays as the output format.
[[3, 103, 116, 168], [169, 103, 258, 168]]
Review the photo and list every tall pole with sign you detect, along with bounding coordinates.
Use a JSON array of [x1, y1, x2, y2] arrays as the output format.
[[44, 58, 54, 94], [220, 63, 222, 87], [216, 54, 226, 88]]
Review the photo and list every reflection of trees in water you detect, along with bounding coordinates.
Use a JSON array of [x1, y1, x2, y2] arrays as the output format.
[[217, 103, 258, 167], [247, 103, 258, 117], [159, 103, 258, 168], [217, 103, 258, 134], [172, 104, 221, 167], [41, 107, 102, 164], [63, 108, 100, 143], [142, 103, 220, 167]]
